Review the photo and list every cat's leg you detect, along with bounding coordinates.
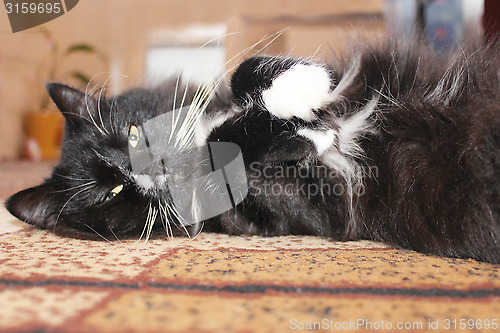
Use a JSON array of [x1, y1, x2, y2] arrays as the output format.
[[229, 56, 337, 163], [232, 56, 378, 188], [231, 56, 374, 163], [231, 56, 336, 121]]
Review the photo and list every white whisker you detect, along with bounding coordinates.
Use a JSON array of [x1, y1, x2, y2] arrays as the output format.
[[84, 73, 108, 136], [169, 76, 182, 142], [175, 82, 219, 149], [97, 75, 113, 135], [137, 202, 152, 243], [144, 206, 158, 243], [108, 224, 121, 242], [53, 173, 93, 182], [50, 181, 97, 193], [169, 81, 191, 144], [200, 31, 244, 49], [167, 203, 190, 237], [54, 185, 93, 230], [85, 224, 112, 243], [182, 221, 204, 244], [158, 200, 173, 240]]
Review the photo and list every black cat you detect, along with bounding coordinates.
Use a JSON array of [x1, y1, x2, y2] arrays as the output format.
[[6, 39, 500, 263]]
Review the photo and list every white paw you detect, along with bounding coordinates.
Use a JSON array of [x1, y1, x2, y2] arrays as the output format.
[[297, 128, 337, 155], [298, 98, 379, 182], [262, 64, 332, 121]]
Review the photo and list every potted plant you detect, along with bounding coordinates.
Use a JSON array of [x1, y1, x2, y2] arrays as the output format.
[[24, 29, 107, 161]]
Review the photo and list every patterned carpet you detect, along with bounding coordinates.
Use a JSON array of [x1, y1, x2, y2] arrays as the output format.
[[0, 161, 499, 333]]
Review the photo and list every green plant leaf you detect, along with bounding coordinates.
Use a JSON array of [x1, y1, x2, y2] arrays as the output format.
[[65, 43, 108, 61], [65, 43, 95, 54], [71, 71, 92, 84]]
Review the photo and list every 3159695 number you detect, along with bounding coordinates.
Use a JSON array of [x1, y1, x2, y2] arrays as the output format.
[[5, 2, 62, 14], [444, 319, 498, 330]]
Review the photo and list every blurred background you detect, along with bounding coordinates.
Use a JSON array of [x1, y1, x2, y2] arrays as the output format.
[[0, 0, 496, 161]]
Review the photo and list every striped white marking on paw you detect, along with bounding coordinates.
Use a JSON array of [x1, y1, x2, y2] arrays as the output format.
[[335, 97, 378, 158], [297, 128, 337, 155], [262, 64, 332, 121], [297, 97, 378, 163], [298, 97, 378, 189]]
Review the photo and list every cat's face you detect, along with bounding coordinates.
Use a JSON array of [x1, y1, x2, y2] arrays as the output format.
[[6, 82, 212, 239]]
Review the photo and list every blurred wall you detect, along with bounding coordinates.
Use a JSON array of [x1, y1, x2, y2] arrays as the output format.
[[0, 0, 384, 160]]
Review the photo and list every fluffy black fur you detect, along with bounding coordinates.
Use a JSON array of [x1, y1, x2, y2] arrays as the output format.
[[6, 39, 500, 263]]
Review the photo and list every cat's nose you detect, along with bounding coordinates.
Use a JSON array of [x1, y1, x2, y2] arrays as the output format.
[[148, 157, 166, 178]]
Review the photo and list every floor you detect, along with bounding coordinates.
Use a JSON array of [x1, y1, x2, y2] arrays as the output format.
[[0, 161, 499, 333]]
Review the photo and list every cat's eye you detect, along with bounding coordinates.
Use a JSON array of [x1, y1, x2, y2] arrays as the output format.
[[106, 184, 124, 200], [128, 125, 140, 148]]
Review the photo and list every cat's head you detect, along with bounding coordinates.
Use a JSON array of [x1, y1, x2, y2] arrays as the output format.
[[6, 82, 232, 239]]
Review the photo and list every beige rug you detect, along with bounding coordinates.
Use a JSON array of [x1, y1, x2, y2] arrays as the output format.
[[0, 161, 499, 333]]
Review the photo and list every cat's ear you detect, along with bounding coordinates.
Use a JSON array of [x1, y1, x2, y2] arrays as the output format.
[[46, 83, 99, 120], [5, 181, 61, 229]]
